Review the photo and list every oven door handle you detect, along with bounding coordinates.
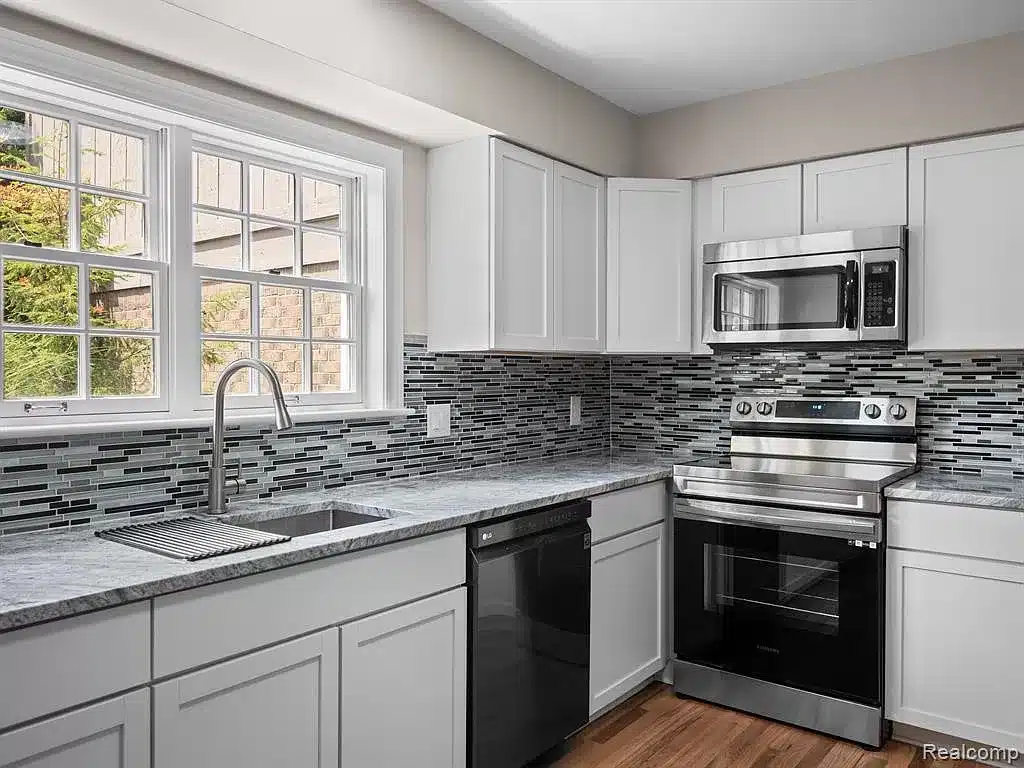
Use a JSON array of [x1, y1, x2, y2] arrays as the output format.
[[674, 498, 882, 542]]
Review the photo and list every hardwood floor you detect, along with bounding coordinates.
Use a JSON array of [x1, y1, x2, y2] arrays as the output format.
[[554, 684, 985, 768]]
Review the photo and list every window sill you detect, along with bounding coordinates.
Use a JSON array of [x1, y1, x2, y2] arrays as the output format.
[[0, 407, 415, 440]]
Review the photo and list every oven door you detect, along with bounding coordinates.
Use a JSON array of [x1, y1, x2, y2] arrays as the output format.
[[673, 498, 883, 706], [702, 253, 860, 345]]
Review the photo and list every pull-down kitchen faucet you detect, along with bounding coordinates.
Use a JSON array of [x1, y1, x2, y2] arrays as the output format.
[[208, 359, 294, 515]]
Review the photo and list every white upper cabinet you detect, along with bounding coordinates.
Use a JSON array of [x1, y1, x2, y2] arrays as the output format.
[[690, 178, 714, 355], [909, 130, 1024, 350], [492, 141, 555, 351], [709, 165, 802, 241], [554, 161, 606, 352], [428, 137, 605, 353], [803, 148, 908, 233], [607, 179, 693, 354]]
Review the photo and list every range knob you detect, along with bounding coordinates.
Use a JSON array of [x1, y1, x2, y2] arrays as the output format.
[[889, 403, 908, 421], [735, 400, 752, 415], [756, 401, 774, 416], [864, 404, 882, 419]]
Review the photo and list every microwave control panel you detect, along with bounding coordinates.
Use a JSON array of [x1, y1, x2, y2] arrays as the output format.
[[863, 261, 897, 327]]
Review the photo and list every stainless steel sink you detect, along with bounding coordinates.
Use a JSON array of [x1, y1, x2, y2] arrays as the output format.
[[234, 508, 386, 537]]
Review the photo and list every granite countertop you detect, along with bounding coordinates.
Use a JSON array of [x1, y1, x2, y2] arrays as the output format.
[[885, 469, 1024, 511], [0, 454, 674, 632]]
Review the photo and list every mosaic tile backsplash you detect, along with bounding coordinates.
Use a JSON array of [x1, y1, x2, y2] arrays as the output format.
[[4, 340, 1024, 535], [610, 347, 1024, 476], [0, 337, 610, 534]]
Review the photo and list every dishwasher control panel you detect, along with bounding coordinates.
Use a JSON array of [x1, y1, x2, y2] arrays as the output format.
[[469, 500, 591, 549]]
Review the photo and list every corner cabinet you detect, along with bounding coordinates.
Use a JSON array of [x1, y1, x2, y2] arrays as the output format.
[[908, 130, 1024, 351], [153, 630, 340, 768], [0, 691, 150, 768], [606, 179, 693, 353], [428, 137, 605, 352], [340, 588, 467, 768]]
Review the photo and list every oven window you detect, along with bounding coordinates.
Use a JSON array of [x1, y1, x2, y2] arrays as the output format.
[[704, 544, 839, 635], [714, 267, 844, 332]]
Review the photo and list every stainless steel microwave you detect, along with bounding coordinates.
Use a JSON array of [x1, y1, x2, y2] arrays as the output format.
[[702, 226, 906, 346]]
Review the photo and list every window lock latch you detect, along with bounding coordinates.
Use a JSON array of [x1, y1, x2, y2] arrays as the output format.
[[23, 401, 69, 414]]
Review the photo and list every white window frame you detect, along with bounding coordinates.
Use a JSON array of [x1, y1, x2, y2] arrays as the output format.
[[186, 138, 365, 413], [0, 84, 169, 420], [0, 29, 405, 437]]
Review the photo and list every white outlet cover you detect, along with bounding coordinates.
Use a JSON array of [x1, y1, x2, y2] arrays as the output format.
[[570, 395, 582, 427], [426, 403, 451, 438]]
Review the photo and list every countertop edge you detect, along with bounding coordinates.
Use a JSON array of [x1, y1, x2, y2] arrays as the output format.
[[884, 471, 1024, 512], [0, 465, 673, 633]]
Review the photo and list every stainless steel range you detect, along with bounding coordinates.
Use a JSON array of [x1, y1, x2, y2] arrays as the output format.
[[672, 395, 918, 748]]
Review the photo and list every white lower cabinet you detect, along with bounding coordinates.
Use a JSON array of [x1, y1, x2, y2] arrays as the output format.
[[153, 629, 339, 768], [340, 588, 467, 768], [0, 690, 149, 768], [887, 548, 1024, 751], [589, 522, 667, 715]]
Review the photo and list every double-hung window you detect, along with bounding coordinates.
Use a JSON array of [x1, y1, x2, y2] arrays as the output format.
[[0, 58, 400, 432], [189, 145, 361, 407], [0, 98, 165, 418]]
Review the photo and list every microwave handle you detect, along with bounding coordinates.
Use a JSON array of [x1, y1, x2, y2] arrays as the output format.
[[844, 260, 859, 330]]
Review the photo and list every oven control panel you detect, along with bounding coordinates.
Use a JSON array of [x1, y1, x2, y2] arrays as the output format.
[[863, 261, 897, 327], [730, 396, 916, 427]]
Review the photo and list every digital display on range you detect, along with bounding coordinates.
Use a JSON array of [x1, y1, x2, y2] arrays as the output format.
[[775, 400, 862, 419]]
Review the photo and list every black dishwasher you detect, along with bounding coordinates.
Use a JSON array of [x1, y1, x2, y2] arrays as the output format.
[[468, 500, 592, 768]]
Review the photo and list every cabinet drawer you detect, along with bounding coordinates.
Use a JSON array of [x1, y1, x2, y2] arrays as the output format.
[[589, 481, 668, 544], [0, 602, 150, 731], [888, 501, 1024, 563], [153, 529, 465, 677]]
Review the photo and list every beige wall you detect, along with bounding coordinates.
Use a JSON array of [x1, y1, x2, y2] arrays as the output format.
[[169, 0, 638, 177], [638, 30, 1024, 179], [0, 0, 636, 176]]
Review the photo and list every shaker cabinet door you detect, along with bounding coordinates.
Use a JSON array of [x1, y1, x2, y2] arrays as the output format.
[[555, 161, 606, 351], [491, 140, 555, 351], [340, 588, 467, 768], [709, 165, 801, 241], [887, 548, 1024, 751], [908, 130, 1024, 350], [607, 179, 692, 353], [590, 523, 667, 715], [803, 148, 907, 233], [0, 690, 149, 768], [153, 630, 339, 768]]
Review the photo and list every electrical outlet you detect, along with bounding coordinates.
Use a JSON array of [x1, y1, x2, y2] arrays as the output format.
[[570, 395, 582, 427], [426, 403, 451, 438]]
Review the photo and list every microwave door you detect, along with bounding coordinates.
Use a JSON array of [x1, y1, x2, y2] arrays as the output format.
[[703, 253, 861, 345]]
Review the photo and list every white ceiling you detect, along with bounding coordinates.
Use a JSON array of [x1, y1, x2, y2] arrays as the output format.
[[420, 0, 1024, 114]]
